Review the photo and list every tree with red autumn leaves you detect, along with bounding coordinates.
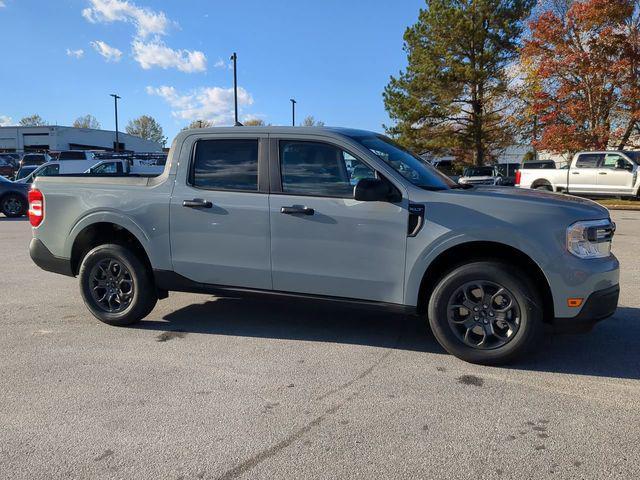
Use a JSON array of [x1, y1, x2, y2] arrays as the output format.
[[522, 0, 640, 153]]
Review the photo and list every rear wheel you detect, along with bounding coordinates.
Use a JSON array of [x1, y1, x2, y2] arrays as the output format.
[[79, 244, 157, 326], [427, 261, 543, 365], [1, 194, 26, 217], [534, 184, 552, 191]]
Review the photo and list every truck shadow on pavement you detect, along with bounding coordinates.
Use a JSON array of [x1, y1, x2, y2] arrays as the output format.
[[139, 295, 444, 353], [135, 298, 640, 380]]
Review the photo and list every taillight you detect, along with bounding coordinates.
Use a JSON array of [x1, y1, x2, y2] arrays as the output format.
[[28, 188, 44, 227], [515, 169, 521, 186]]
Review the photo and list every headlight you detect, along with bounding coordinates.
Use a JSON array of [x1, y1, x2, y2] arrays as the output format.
[[566, 219, 615, 259]]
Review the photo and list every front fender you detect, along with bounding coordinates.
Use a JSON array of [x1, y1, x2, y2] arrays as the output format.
[[404, 223, 553, 307]]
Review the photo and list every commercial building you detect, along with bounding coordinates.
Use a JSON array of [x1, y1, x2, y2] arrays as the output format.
[[0, 125, 162, 153]]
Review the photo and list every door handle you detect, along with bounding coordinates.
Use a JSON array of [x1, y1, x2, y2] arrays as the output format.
[[571, 172, 580, 175], [281, 206, 314, 215], [183, 198, 213, 208], [598, 172, 608, 175]]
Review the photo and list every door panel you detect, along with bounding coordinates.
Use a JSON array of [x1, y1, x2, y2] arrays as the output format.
[[270, 195, 407, 303], [596, 153, 635, 194], [268, 138, 408, 304], [569, 153, 601, 193], [169, 135, 272, 289]]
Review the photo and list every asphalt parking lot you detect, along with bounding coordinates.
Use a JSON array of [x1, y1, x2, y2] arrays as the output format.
[[0, 211, 639, 480]]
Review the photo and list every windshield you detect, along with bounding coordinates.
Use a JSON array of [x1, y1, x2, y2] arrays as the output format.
[[16, 166, 37, 180], [347, 134, 456, 190], [464, 167, 494, 177]]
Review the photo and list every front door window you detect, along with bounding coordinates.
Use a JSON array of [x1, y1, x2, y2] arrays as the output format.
[[279, 140, 375, 197]]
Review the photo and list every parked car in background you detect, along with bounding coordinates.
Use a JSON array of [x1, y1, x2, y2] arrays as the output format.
[[0, 157, 16, 178], [458, 166, 497, 186], [86, 159, 164, 176], [494, 163, 520, 186], [16, 151, 102, 183], [51, 150, 96, 162], [458, 163, 521, 186], [432, 159, 461, 182], [14, 165, 39, 181], [29, 126, 619, 365], [516, 151, 639, 197], [20, 153, 51, 168], [15, 162, 62, 184], [0, 153, 23, 166], [0, 175, 29, 217], [520, 160, 557, 170]]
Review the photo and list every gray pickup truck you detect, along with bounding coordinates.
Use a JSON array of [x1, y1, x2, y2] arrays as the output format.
[[29, 127, 620, 364]]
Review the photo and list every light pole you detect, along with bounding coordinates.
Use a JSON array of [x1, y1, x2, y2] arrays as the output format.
[[110, 93, 121, 152], [290, 98, 296, 126], [230, 52, 241, 126]]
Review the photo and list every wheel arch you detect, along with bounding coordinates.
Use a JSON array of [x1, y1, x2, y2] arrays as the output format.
[[415, 241, 554, 323], [69, 221, 153, 276], [530, 178, 553, 190]]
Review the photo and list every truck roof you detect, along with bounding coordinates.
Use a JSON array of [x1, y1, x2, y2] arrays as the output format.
[[175, 126, 378, 138]]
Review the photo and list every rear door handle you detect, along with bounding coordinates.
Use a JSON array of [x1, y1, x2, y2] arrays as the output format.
[[281, 206, 314, 215], [183, 198, 213, 208], [571, 172, 580, 175], [598, 172, 608, 175]]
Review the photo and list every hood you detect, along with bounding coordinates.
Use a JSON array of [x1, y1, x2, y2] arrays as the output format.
[[415, 185, 609, 222]]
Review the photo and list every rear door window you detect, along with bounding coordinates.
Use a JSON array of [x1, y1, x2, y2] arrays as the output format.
[[191, 139, 258, 191], [575, 154, 602, 168]]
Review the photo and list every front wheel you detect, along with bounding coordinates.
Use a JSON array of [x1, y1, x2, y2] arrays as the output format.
[[427, 261, 543, 365], [1, 194, 26, 217], [79, 244, 157, 326]]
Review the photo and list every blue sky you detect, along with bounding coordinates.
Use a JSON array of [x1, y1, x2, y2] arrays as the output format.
[[0, 0, 424, 141]]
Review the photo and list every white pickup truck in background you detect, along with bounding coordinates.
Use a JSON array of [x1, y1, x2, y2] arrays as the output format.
[[516, 151, 640, 197]]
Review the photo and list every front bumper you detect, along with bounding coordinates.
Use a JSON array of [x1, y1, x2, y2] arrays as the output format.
[[551, 284, 619, 333], [29, 238, 74, 277]]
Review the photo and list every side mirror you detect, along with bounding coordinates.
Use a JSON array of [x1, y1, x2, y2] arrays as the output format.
[[354, 178, 395, 202]]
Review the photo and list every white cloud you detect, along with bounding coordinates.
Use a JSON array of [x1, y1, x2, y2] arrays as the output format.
[[90, 40, 123, 62], [132, 40, 206, 73], [0, 1, 6, 8], [0, 115, 12, 126], [66, 48, 85, 59], [82, 0, 168, 38], [146, 85, 254, 125], [214, 58, 231, 69], [82, 0, 207, 73]]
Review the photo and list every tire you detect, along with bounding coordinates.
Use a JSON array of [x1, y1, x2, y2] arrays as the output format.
[[78, 244, 157, 326], [1, 193, 26, 217], [427, 261, 543, 365], [534, 184, 552, 192]]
